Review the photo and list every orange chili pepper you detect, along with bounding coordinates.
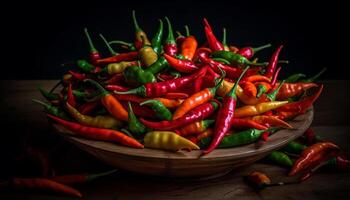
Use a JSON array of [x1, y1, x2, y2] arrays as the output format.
[[153, 98, 184, 108], [241, 81, 258, 97], [181, 36, 198, 60], [250, 115, 293, 129], [243, 75, 271, 83], [196, 128, 214, 141], [276, 82, 318, 100], [175, 119, 214, 136], [234, 101, 289, 118]]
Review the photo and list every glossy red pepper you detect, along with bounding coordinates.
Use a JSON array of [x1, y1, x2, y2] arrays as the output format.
[[203, 19, 224, 51], [237, 44, 271, 59], [96, 52, 138, 65], [105, 84, 130, 92], [265, 45, 283, 79], [68, 70, 86, 81], [67, 84, 77, 108], [164, 54, 198, 73], [84, 28, 101, 64], [164, 17, 178, 56]]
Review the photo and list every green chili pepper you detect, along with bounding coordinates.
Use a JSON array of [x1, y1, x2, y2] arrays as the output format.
[[285, 73, 306, 83], [32, 99, 70, 120], [300, 67, 326, 83], [281, 141, 307, 155], [266, 151, 293, 167], [77, 60, 95, 73], [140, 100, 172, 120], [211, 51, 268, 67], [38, 87, 60, 101], [123, 66, 156, 86], [199, 128, 266, 148], [151, 19, 164, 55], [144, 56, 169, 74], [127, 102, 147, 137]]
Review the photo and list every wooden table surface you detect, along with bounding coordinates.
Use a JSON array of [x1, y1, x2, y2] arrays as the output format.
[[0, 80, 350, 200]]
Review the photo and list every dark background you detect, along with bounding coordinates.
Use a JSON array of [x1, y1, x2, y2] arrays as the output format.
[[2, 0, 349, 79]]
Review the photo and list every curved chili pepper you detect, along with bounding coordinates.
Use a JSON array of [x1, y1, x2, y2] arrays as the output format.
[[243, 75, 271, 83], [105, 84, 130, 92], [164, 17, 178, 56], [96, 51, 138, 65], [164, 54, 198, 73], [140, 101, 219, 130], [67, 84, 77, 108], [51, 169, 117, 184], [203, 67, 249, 154], [123, 66, 156, 86], [265, 45, 283, 79], [68, 70, 86, 81], [244, 171, 271, 189], [281, 141, 306, 154], [275, 82, 318, 100], [153, 98, 184, 108], [65, 102, 122, 129], [84, 28, 100, 64], [181, 34, 198, 60], [271, 67, 282, 88], [203, 19, 224, 51], [234, 101, 288, 118], [231, 118, 268, 130], [47, 114, 143, 148], [140, 100, 172, 120], [151, 19, 164, 54], [144, 131, 200, 151], [266, 151, 293, 168], [240, 81, 257, 97], [211, 51, 268, 67], [32, 99, 70, 120], [85, 79, 128, 121], [251, 115, 292, 129], [115, 66, 207, 97], [172, 75, 224, 120], [78, 101, 100, 115], [176, 120, 215, 136], [145, 56, 169, 74], [132, 10, 151, 49], [127, 102, 147, 137], [238, 43, 272, 59], [289, 142, 339, 176]]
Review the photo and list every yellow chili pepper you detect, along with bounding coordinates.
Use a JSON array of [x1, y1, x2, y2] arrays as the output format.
[[144, 131, 200, 151], [139, 36, 158, 67], [106, 61, 137, 74], [234, 101, 289, 118], [65, 103, 123, 129]]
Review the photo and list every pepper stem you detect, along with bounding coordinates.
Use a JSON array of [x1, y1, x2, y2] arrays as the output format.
[[227, 66, 250, 97], [109, 40, 132, 46], [113, 86, 145, 96], [301, 67, 326, 83], [86, 169, 118, 182], [266, 80, 285, 101], [247, 61, 269, 66], [252, 43, 272, 53], [140, 99, 159, 107], [99, 34, 118, 56], [165, 17, 175, 44], [222, 28, 227, 46], [132, 10, 141, 32], [203, 119, 215, 129], [32, 99, 50, 108], [84, 28, 98, 53], [121, 128, 134, 138], [84, 79, 109, 96], [256, 84, 267, 98], [184, 25, 190, 37], [176, 31, 183, 37], [210, 69, 226, 94]]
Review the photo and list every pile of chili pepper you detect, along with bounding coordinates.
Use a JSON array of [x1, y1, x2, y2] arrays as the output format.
[[35, 11, 325, 154]]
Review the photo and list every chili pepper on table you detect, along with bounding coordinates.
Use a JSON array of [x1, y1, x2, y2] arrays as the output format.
[[164, 17, 178, 56], [203, 19, 224, 51], [211, 50, 268, 67], [237, 43, 272, 59], [47, 114, 143, 148], [250, 115, 292, 129], [289, 142, 340, 176], [151, 19, 164, 55], [231, 118, 268, 130], [266, 151, 293, 168], [181, 29, 198, 60], [302, 128, 323, 145], [172, 75, 224, 120], [8, 178, 82, 197], [234, 101, 289, 118], [326, 154, 350, 171], [132, 10, 151, 49], [84, 28, 100, 64], [144, 131, 200, 151], [164, 53, 198, 73], [32, 99, 70, 120], [96, 51, 139, 65], [51, 169, 117, 184], [123, 66, 156, 86], [65, 102, 122, 129], [127, 102, 147, 137], [140, 100, 172, 120], [265, 45, 283, 79], [85, 79, 128, 121], [115, 66, 207, 97], [109, 40, 137, 51], [101, 61, 138, 75], [175, 119, 215, 136], [99, 34, 118, 56], [203, 67, 249, 154], [281, 141, 307, 155], [140, 100, 219, 130], [244, 171, 272, 189]]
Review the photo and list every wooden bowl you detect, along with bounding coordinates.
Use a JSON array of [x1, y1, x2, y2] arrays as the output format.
[[52, 107, 313, 177]]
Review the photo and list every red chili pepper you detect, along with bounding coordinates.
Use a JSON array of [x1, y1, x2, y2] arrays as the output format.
[[84, 28, 100, 65], [67, 84, 77, 108], [113, 94, 147, 104], [115, 66, 207, 97], [265, 45, 283, 79], [203, 19, 224, 51], [271, 67, 282, 88], [243, 75, 271, 83], [276, 82, 318, 100], [231, 118, 268, 130], [289, 142, 339, 176], [261, 132, 270, 141], [164, 54, 198, 73], [302, 128, 323, 145], [105, 84, 130, 92], [78, 101, 100, 115], [250, 115, 292, 129], [104, 73, 124, 85], [68, 70, 86, 81], [237, 43, 272, 59], [164, 93, 189, 99], [47, 114, 144, 148], [140, 101, 219, 130], [203, 67, 249, 155], [96, 52, 138, 65], [121, 101, 156, 119], [333, 154, 350, 171], [164, 17, 178, 56]]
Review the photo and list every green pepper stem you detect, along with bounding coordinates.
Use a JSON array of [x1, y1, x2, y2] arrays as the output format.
[[84, 79, 109, 96], [210, 70, 226, 94], [84, 28, 98, 53], [203, 119, 215, 128], [227, 66, 250, 97], [109, 40, 132, 46], [99, 34, 118, 56], [132, 10, 141, 32], [32, 99, 50, 108], [301, 67, 327, 83], [248, 61, 269, 66], [266, 80, 285, 101], [222, 28, 227, 46], [86, 169, 118, 182], [176, 31, 183, 37], [139, 99, 159, 107], [113, 86, 145, 96], [256, 84, 267, 98], [165, 17, 175, 44], [184, 25, 190, 37], [252, 43, 271, 53], [121, 128, 134, 138]]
